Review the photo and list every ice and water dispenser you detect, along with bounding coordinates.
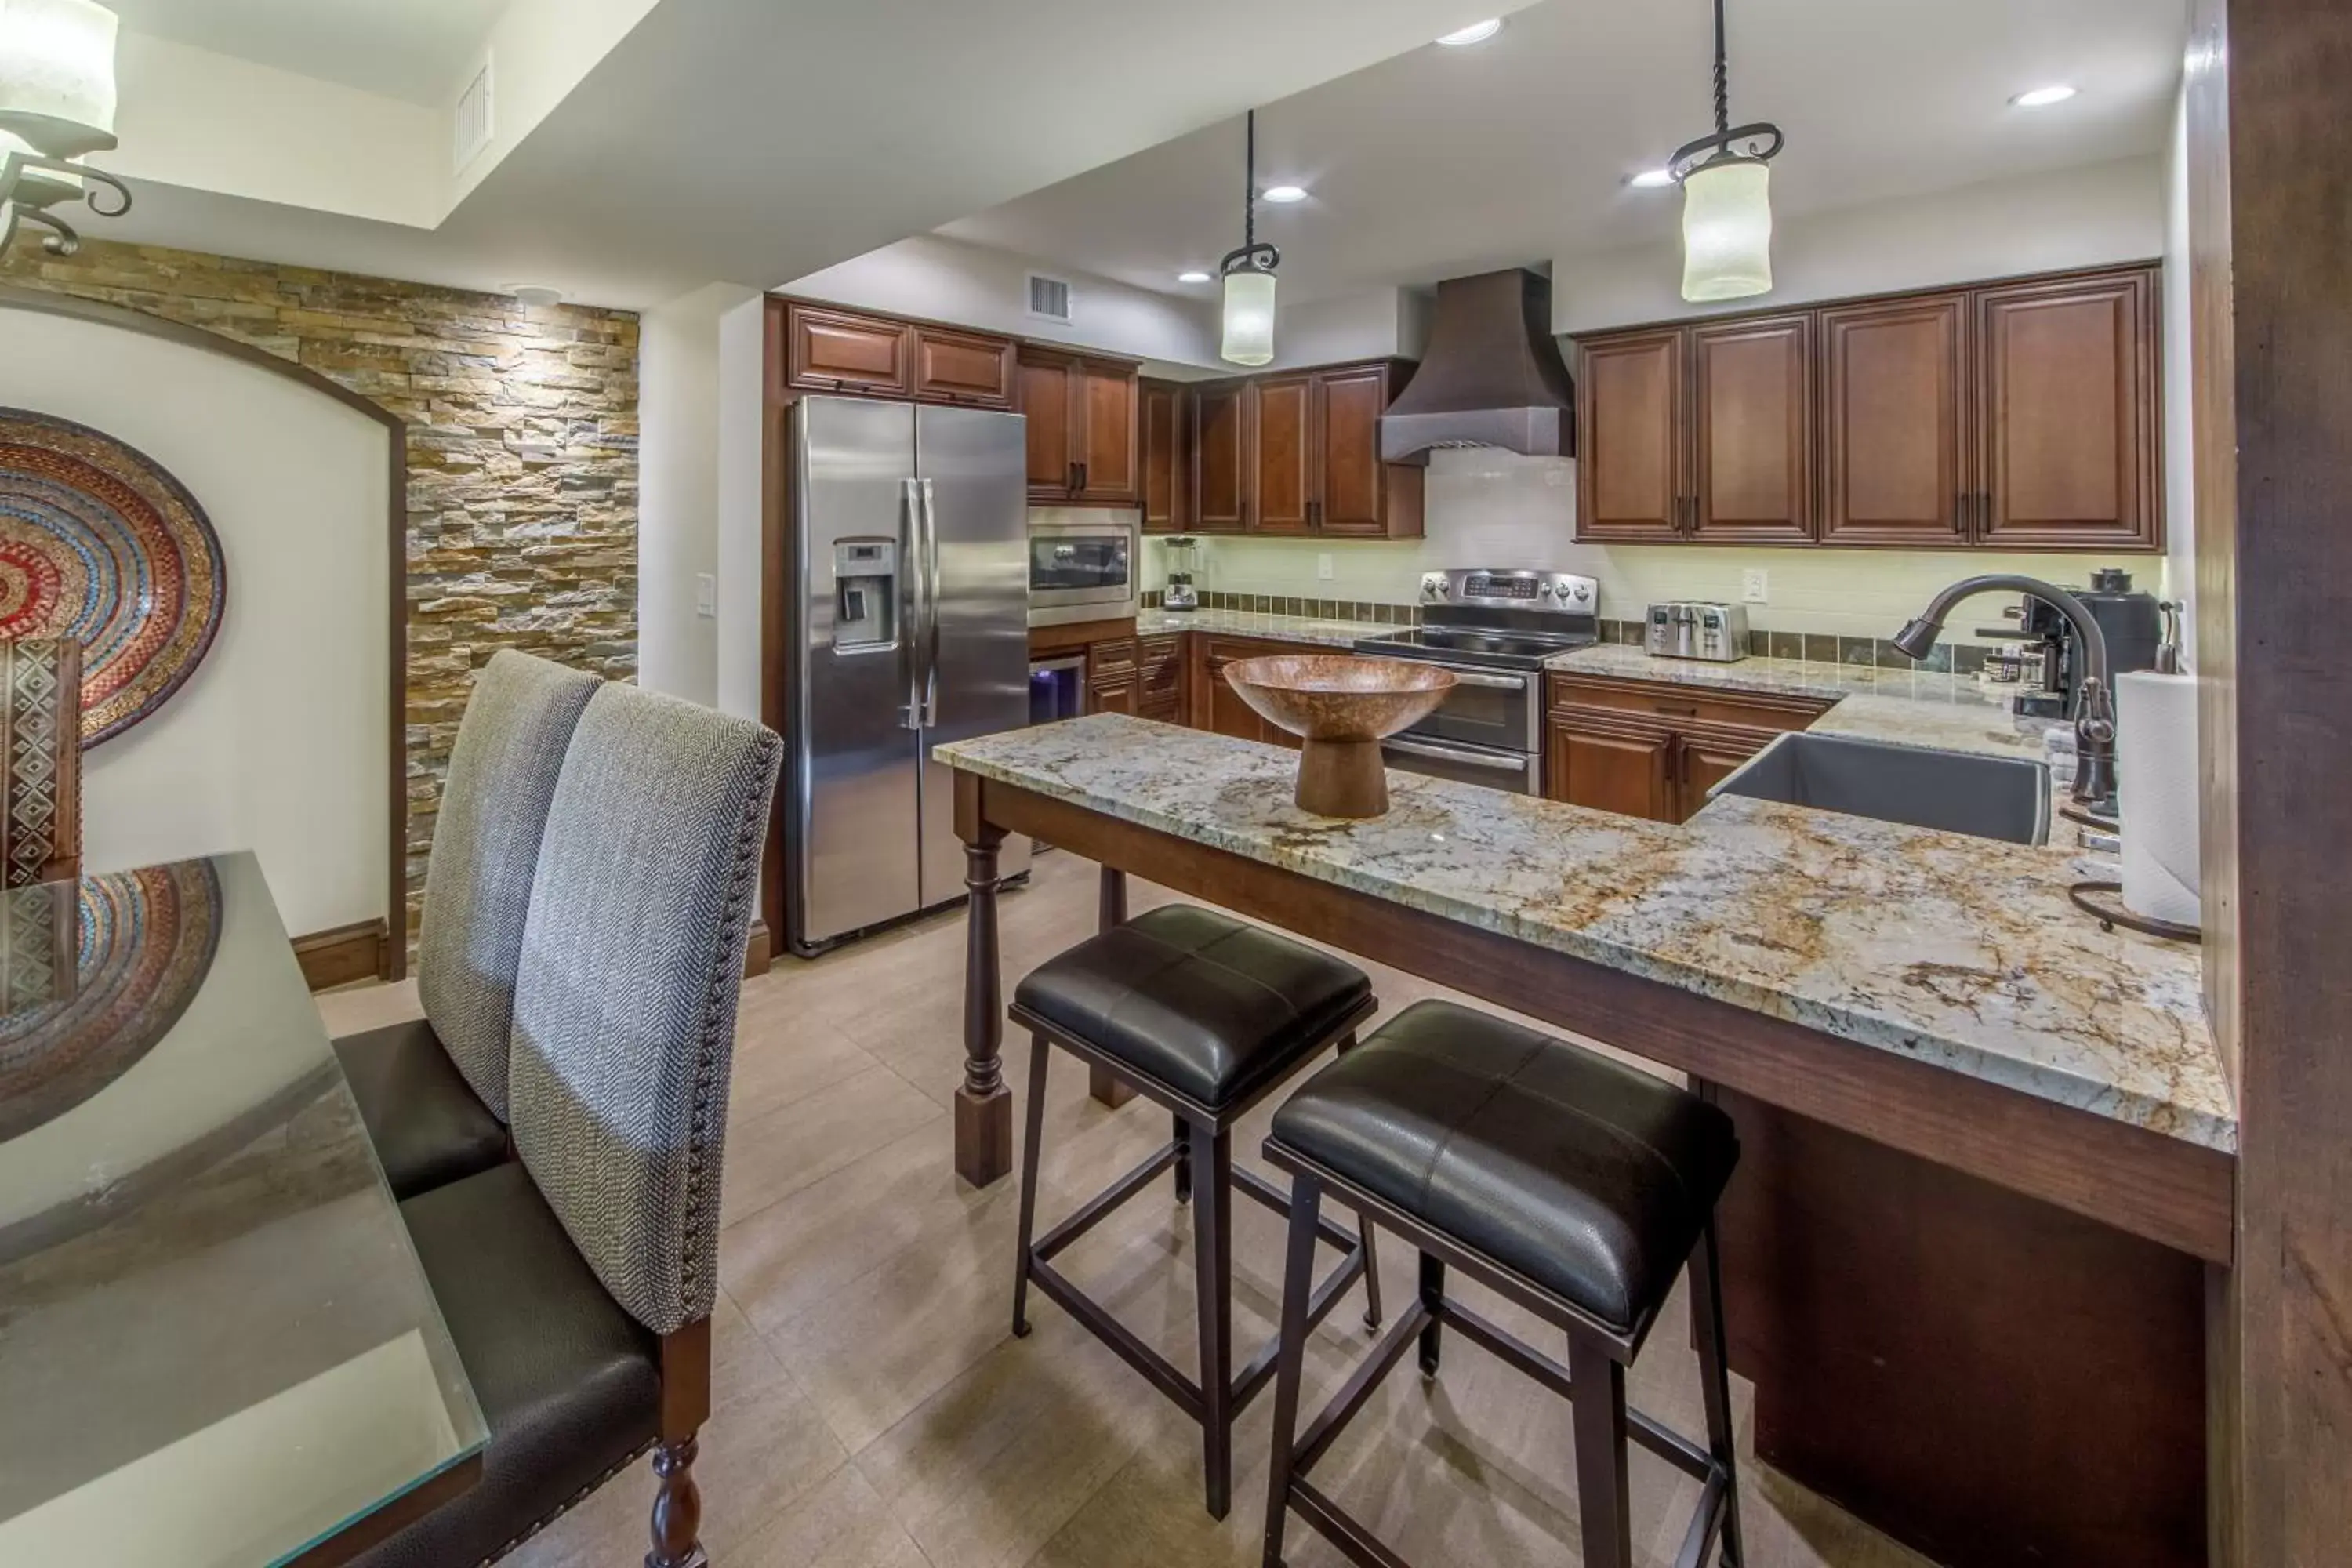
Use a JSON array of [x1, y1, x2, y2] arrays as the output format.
[[832, 537, 898, 652]]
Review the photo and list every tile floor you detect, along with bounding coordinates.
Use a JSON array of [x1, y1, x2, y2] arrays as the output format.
[[319, 851, 1936, 1568]]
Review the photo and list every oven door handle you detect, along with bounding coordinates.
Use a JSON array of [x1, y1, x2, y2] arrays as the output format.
[[1382, 737, 1534, 774], [1430, 668, 1526, 691]]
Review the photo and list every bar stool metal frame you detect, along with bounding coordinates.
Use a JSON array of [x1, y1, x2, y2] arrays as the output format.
[[1009, 989, 1385, 1521], [1258, 1138, 1744, 1568]]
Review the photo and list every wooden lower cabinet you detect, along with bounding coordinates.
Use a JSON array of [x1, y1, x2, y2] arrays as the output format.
[[1544, 673, 1831, 822], [1138, 633, 1183, 720], [1545, 707, 1679, 820], [1085, 637, 1140, 716], [1192, 634, 1312, 747]]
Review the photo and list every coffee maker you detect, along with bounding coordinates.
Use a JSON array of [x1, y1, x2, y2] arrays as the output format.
[[1160, 535, 1200, 612], [1984, 568, 2162, 719]]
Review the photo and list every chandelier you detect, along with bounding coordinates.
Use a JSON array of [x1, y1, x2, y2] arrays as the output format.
[[1667, 0, 1784, 303], [0, 0, 132, 256]]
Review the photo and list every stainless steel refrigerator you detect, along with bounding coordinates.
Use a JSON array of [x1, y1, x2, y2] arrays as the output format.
[[785, 396, 1031, 955]]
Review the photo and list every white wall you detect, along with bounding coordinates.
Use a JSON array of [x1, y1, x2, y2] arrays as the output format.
[[786, 234, 1220, 367], [2160, 85, 2198, 664], [113, 34, 443, 228], [1263, 287, 1428, 372], [0, 307, 390, 936], [714, 294, 768, 725], [639, 282, 758, 706], [1551, 157, 2166, 334]]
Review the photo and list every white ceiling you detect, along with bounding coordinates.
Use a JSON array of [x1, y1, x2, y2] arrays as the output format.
[[107, 0, 504, 105], [100, 0, 1535, 308], [939, 0, 2188, 306]]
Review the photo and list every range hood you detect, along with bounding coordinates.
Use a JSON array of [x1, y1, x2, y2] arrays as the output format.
[[1380, 268, 1575, 462]]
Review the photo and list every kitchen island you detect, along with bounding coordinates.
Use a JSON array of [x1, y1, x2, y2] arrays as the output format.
[[936, 714, 2229, 1568]]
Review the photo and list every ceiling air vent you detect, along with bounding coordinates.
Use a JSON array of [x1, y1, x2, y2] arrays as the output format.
[[453, 57, 495, 173], [1025, 272, 1073, 325]]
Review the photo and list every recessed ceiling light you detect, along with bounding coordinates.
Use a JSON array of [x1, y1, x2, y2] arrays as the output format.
[[1261, 184, 1308, 204], [1177, 270, 1212, 284], [1436, 18, 1504, 46], [2009, 84, 2078, 108], [1625, 168, 1675, 189]]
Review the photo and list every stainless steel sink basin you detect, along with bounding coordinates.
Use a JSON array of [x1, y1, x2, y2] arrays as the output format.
[[1708, 731, 2051, 845]]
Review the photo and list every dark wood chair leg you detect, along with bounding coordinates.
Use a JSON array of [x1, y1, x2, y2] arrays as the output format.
[[1418, 1252, 1446, 1377], [1261, 1171, 1323, 1568], [1192, 1122, 1235, 1519], [646, 1435, 704, 1568], [1012, 1033, 1051, 1338], [1568, 1333, 1633, 1568], [1690, 1217, 1745, 1567], [1173, 1112, 1192, 1203], [1356, 1213, 1384, 1330]]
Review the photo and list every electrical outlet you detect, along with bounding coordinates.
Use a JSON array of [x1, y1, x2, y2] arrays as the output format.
[[695, 573, 717, 617], [1316, 553, 1334, 581], [1741, 568, 1769, 604]]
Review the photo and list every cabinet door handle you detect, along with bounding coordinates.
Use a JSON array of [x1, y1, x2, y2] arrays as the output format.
[[1655, 702, 1699, 717]]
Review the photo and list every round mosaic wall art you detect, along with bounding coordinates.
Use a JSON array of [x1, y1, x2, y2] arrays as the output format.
[[0, 408, 227, 746]]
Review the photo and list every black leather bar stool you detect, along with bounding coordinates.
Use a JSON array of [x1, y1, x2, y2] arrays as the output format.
[[1009, 903, 1385, 1520], [1259, 999, 1744, 1568]]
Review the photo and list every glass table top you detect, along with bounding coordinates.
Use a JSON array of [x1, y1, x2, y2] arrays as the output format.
[[0, 854, 487, 1567]]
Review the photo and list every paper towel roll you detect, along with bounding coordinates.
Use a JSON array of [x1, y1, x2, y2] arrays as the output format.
[[2117, 670, 2201, 927]]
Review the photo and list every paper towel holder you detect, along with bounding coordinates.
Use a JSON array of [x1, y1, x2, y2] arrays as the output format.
[[2068, 880, 2201, 943]]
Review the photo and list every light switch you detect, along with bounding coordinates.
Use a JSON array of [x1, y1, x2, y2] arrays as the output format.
[[695, 573, 717, 617], [1316, 553, 1334, 581], [1741, 568, 1769, 604]]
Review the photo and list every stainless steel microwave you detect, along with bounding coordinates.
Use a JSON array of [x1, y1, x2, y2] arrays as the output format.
[[1027, 516, 1138, 626]]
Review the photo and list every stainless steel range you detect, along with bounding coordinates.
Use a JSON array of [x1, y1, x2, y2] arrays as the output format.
[[1353, 568, 1599, 795]]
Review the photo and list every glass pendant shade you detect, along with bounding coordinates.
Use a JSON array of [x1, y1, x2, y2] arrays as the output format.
[[0, 0, 118, 158], [1221, 269, 1276, 367], [1679, 158, 1773, 303], [1, 126, 78, 205]]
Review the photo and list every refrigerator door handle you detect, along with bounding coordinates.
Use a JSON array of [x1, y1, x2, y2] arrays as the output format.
[[900, 477, 924, 730], [918, 476, 942, 728]]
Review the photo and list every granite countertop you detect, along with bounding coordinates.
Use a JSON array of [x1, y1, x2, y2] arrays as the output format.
[[937, 713, 2230, 1153], [1136, 606, 1392, 647]]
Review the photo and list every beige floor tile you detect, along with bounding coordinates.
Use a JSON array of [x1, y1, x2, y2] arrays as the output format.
[[724, 1462, 931, 1568], [720, 1064, 944, 1229]]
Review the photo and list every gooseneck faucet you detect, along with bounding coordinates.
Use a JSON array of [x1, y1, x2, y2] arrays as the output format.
[[1892, 575, 2118, 813]]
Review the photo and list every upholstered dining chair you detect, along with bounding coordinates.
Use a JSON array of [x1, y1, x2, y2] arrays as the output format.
[[336, 648, 601, 1199], [0, 637, 82, 890], [353, 682, 781, 1568]]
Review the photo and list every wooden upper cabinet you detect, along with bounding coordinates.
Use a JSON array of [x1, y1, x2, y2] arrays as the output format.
[[1817, 295, 1970, 546], [1192, 381, 1250, 532], [1019, 347, 1142, 506], [1075, 358, 1138, 504], [1689, 314, 1813, 543], [1138, 379, 1188, 533], [1316, 361, 1422, 538], [1020, 354, 1076, 499], [1577, 330, 1686, 541], [1250, 373, 1315, 534], [1976, 270, 2160, 550], [784, 304, 913, 397], [910, 324, 1015, 408]]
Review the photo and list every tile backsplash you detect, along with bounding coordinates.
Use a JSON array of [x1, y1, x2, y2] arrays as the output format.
[[1137, 449, 2177, 647]]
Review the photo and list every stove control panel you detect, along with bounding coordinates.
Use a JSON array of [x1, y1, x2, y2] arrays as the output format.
[[1421, 568, 1598, 615]]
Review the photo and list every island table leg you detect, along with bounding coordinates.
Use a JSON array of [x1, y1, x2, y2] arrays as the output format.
[[1089, 866, 1138, 1109], [954, 818, 1012, 1187]]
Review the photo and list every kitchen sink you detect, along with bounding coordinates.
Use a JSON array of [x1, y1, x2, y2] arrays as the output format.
[[1708, 731, 2051, 845]]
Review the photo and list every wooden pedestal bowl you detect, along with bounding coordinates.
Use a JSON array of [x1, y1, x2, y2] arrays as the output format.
[[1221, 655, 1458, 818]]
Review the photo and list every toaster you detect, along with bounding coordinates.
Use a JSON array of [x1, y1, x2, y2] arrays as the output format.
[[1646, 601, 1750, 662]]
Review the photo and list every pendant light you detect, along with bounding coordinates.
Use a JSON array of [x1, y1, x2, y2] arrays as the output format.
[[1667, 0, 1784, 303], [1218, 111, 1279, 366], [0, 0, 132, 255]]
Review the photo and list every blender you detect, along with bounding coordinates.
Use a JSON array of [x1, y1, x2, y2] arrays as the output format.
[[1160, 535, 1200, 612]]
